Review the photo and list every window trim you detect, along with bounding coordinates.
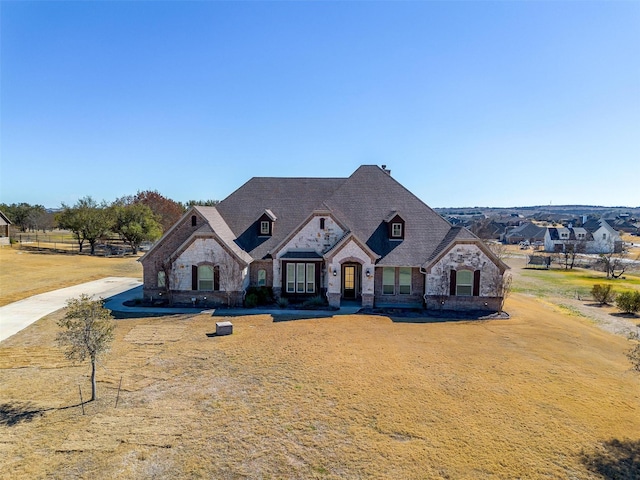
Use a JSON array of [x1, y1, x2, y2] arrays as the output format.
[[260, 221, 271, 236], [198, 264, 215, 291], [284, 261, 317, 295], [382, 267, 395, 295], [257, 268, 266, 287], [456, 269, 473, 297], [398, 267, 411, 295], [391, 223, 403, 238]]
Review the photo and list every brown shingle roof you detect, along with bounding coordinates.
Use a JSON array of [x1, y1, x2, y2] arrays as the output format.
[[211, 165, 478, 266]]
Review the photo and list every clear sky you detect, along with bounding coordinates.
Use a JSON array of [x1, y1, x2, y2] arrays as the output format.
[[1, 1, 638, 209]]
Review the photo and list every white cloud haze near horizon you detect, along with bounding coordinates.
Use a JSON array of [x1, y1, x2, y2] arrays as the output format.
[[1, 2, 639, 209]]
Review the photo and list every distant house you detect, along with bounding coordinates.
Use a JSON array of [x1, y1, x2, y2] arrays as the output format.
[[140, 165, 509, 311], [504, 223, 546, 245], [544, 219, 622, 254], [0, 210, 11, 246]]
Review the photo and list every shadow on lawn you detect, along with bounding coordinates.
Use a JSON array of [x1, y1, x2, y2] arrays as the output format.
[[0, 401, 91, 427], [582, 439, 640, 480], [0, 402, 48, 427]]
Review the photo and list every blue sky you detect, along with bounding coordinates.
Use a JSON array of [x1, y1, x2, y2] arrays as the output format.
[[1, 1, 638, 208]]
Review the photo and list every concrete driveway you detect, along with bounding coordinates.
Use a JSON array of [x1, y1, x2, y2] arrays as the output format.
[[0, 277, 142, 342]]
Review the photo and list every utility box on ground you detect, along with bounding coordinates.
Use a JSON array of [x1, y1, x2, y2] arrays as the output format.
[[215, 321, 233, 336]]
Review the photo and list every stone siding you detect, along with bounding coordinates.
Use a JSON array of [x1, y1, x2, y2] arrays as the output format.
[[425, 244, 502, 297], [326, 239, 375, 297], [141, 211, 207, 298]]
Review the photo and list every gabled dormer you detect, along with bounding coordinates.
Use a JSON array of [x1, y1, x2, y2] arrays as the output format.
[[385, 211, 405, 240], [258, 209, 277, 237]]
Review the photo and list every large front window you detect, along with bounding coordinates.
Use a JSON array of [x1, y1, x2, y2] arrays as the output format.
[[456, 269, 473, 296], [286, 262, 316, 294]]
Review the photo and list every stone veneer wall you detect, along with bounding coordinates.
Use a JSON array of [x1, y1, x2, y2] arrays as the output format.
[[142, 212, 205, 299]]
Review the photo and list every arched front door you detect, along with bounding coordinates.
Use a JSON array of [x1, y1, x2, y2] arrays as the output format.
[[342, 263, 361, 299]]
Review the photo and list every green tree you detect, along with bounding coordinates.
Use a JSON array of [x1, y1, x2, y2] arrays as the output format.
[[591, 284, 616, 306], [56, 294, 115, 402], [615, 291, 640, 315], [112, 203, 162, 254], [1, 202, 44, 232], [57, 197, 112, 254], [56, 205, 86, 252]]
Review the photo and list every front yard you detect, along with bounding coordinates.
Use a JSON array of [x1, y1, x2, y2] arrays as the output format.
[[1, 293, 638, 479]]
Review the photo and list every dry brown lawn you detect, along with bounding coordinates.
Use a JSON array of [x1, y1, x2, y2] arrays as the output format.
[[0, 246, 142, 306], [1, 292, 639, 479]]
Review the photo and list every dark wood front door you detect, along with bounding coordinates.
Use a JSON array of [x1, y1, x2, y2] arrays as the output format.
[[343, 264, 357, 299]]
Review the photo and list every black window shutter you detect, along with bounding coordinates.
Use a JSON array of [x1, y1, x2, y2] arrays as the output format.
[[214, 266, 220, 291], [473, 270, 481, 296], [192, 265, 198, 290], [449, 270, 457, 295]]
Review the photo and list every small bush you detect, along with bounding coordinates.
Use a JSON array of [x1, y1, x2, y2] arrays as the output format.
[[277, 297, 289, 309], [302, 295, 327, 309], [244, 293, 258, 308], [591, 284, 616, 305], [246, 286, 273, 305], [615, 291, 640, 315]]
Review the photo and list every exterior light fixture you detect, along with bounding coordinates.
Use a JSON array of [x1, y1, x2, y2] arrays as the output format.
[[366, 269, 371, 277], [333, 268, 337, 276]]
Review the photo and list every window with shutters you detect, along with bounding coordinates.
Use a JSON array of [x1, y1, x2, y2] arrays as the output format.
[[198, 265, 214, 291], [456, 269, 473, 296]]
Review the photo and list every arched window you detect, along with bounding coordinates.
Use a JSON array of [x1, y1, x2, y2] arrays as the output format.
[[191, 215, 197, 226], [456, 269, 473, 296], [257, 269, 266, 286]]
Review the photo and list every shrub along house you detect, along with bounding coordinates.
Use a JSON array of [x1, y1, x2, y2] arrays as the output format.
[[140, 165, 508, 310]]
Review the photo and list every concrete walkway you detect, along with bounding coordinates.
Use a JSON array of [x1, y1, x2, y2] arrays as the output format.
[[0, 277, 363, 342], [0, 277, 142, 342]]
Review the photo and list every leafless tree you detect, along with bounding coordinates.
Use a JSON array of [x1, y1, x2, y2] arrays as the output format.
[[486, 269, 512, 313], [157, 258, 180, 306], [207, 247, 245, 307], [596, 242, 634, 279], [430, 264, 450, 310]]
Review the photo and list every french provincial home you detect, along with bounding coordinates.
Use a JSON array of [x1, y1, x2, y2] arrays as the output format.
[[140, 165, 508, 310]]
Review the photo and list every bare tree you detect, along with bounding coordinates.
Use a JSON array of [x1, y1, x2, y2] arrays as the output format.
[[557, 239, 586, 270], [487, 269, 512, 313], [596, 243, 634, 279], [56, 294, 115, 402], [207, 248, 245, 307], [430, 264, 451, 310]]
